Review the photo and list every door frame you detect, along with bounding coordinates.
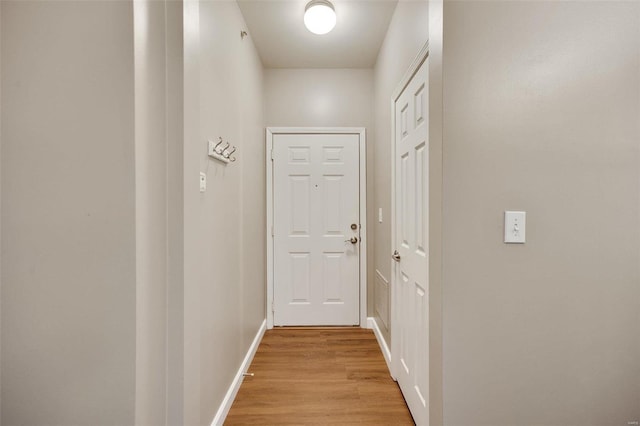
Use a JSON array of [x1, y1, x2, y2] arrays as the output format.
[[266, 127, 368, 329], [390, 42, 429, 380]]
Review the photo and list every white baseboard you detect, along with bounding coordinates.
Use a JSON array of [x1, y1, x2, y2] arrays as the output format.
[[211, 319, 267, 426], [367, 317, 392, 376]]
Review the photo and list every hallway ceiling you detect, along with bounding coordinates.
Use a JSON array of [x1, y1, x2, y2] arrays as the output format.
[[237, 0, 398, 68]]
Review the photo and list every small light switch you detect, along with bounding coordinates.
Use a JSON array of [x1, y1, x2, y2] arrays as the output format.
[[504, 211, 526, 243], [199, 172, 207, 193], [378, 208, 383, 223]]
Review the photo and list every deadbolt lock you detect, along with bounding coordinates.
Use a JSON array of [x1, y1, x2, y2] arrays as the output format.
[[350, 223, 358, 230]]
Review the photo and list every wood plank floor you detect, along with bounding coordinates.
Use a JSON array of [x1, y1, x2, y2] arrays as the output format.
[[225, 328, 414, 425]]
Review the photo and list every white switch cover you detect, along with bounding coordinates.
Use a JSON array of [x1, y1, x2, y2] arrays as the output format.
[[378, 208, 383, 223], [199, 172, 207, 192], [504, 211, 526, 243]]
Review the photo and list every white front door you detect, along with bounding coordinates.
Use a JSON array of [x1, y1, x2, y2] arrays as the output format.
[[272, 133, 361, 326], [393, 56, 429, 425]]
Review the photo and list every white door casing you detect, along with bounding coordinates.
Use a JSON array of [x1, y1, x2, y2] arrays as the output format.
[[392, 52, 429, 425], [266, 128, 367, 327]]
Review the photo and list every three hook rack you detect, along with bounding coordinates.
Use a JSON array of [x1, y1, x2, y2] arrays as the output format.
[[208, 137, 237, 164]]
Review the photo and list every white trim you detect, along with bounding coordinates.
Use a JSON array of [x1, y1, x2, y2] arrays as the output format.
[[267, 126, 367, 134], [390, 41, 429, 380], [391, 41, 430, 102], [210, 319, 266, 426], [374, 269, 390, 331], [358, 129, 368, 328], [266, 127, 368, 328], [367, 317, 393, 377], [266, 128, 275, 328]]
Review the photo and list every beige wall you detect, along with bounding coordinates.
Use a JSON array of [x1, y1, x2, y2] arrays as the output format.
[[133, 1, 185, 424], [372, 1, 429, 344], [134, 2, 167, 423], [0, 2, 187, 424], [265, 68, 375, 317], [239, 16, 267, 354], [442, 2, 640, 425], [0, 1, 136, 424], [2, 0, 261, 424], [165, 1, 185, 425], [183, 1, 265, 424], [0, 4, 3, 420], [265, 68, 373, 128], [428, 1, 444, 424]]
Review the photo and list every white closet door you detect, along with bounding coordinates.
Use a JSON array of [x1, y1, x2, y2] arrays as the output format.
[[393, 57, 430, 426]]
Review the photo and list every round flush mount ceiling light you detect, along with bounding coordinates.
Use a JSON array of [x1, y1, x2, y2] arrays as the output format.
[[304, 0, 336, 35]]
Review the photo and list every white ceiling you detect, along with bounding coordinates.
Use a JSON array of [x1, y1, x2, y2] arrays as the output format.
[[237, 0, 399, 68]]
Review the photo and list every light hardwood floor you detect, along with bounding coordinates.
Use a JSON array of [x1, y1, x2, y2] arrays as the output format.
[[225, 328, 415, 425]]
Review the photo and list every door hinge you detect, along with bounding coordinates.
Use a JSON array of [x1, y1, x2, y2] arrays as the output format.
[[271, 301, 275, 313], [271, 225, 274, 237], [270, 149, 274, 161]]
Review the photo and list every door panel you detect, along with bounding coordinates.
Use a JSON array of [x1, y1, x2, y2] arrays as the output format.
[[290, 176, 310, 234], [394, 57, 429, 426], [290, 253, 310, 303], [273, 133, 360, 326]]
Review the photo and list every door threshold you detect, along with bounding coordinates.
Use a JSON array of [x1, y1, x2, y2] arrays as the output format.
[[274, 325, 361, 330]]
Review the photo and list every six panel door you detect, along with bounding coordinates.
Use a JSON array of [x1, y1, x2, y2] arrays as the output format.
[[272, 133, 360, 326], [393, 56, 430, 426]]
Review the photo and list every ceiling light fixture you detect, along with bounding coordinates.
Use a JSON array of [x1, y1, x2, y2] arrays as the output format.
[[304, 0, 336, 35]]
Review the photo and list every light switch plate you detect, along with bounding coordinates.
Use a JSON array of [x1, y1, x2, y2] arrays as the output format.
[[504, 211, 526, 243], [199, 172, 207, 192]]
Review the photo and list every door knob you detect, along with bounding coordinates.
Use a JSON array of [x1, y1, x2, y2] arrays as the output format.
[[392, 250, 401, 261], [345, 237, 358, 244]]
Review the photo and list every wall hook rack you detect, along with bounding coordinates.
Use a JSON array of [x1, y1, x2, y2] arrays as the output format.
[[208, 137, 237, 164]]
